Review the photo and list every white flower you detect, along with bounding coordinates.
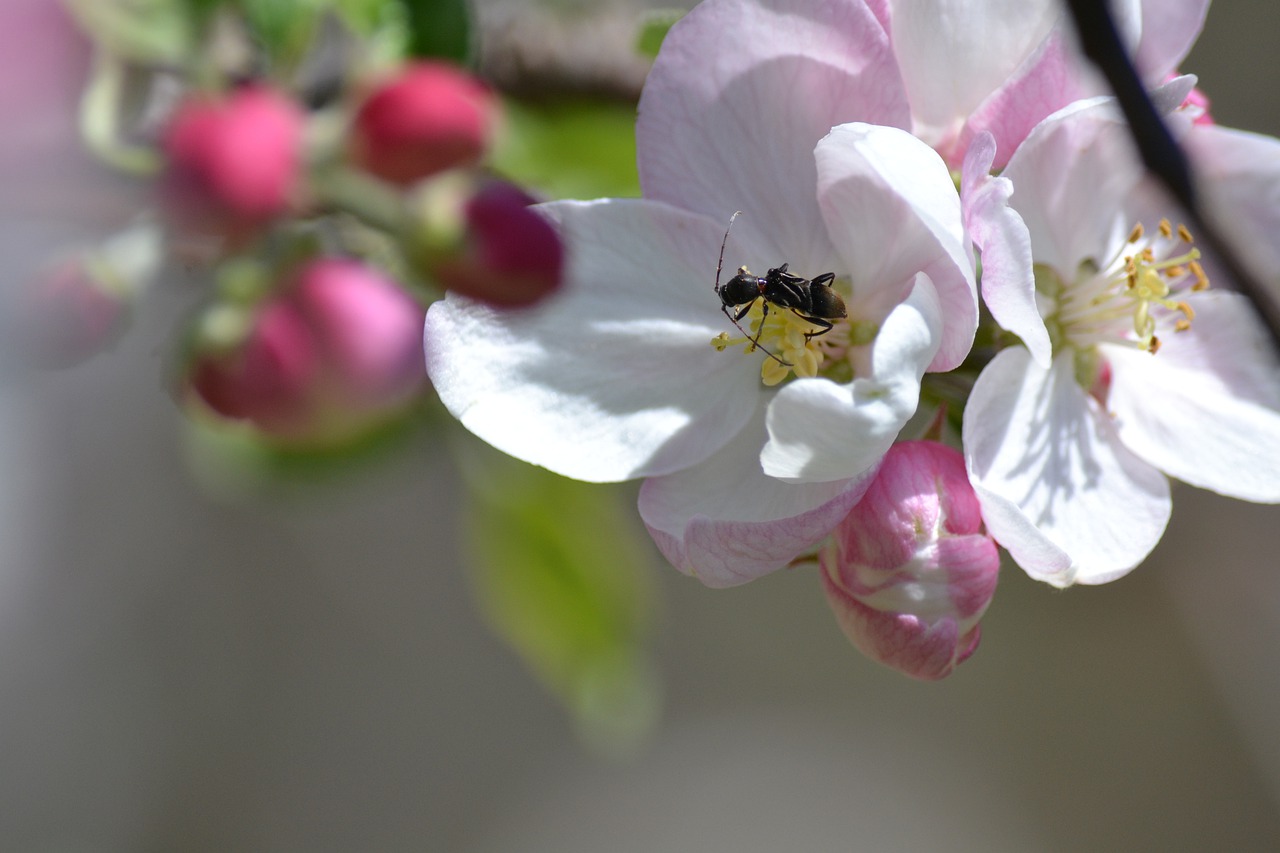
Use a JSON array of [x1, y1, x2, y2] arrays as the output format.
[[962, 98, 1280, 587], [425, 0, 977, 586]]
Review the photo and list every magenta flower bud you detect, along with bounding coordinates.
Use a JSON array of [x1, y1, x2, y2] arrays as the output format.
[[820, 441, 1000, 680], [350, 61, 495, 187], [187, 258, 427, 446], [160, 86, 305, 243], [16, 255, 128, 369], [407, 177, 564, 308]]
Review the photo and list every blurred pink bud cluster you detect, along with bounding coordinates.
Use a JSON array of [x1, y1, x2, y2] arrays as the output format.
[[17, 0, 568, 451], [821, 442, 1000, 680], [188, 259, 425, 447]]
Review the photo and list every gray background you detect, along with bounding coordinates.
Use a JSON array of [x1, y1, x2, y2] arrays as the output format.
[[2, 1, 1279, 850]]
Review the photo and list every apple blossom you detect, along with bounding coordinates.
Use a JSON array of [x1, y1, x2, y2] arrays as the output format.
[[961, 98, 1280, 587], [426, 0, 978, 587], [821, 441, 999, 680]]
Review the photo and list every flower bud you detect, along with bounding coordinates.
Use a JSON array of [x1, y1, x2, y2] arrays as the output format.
[[350, 62, 495, 187], [160, 86, 304, 243], [187, 258, 426, 446], [820, 441, 1000, 680], [405, 176, 563, 307], [15, 255, 128, 368], [9, 227, 160, 369]]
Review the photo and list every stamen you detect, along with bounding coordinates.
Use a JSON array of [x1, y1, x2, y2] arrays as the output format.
[[1055, 218, 1211, 355]]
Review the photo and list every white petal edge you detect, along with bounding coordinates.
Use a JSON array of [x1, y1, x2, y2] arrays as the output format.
[[760, 274, 942, 484], [963, 347, 1171, 586], [1105, 291, 1280, 502], [961, 131, 1052, 367], [425, 199, 761, 483], [815, 123, 977, 372], [638, 400, 872, 588]]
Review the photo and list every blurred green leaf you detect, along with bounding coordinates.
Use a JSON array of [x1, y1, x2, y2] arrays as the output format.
[[457, 435, 661, 751], [65, 0, 196, 64], [395, 0, 471, 63], [492, 97, 641, 200], [635, 9, 684, 59], [237, 0, 326, 68]]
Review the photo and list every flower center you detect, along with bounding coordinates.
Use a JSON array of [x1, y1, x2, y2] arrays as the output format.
[[1046, 217, 1209, 356], [709, 274, 873, 386]]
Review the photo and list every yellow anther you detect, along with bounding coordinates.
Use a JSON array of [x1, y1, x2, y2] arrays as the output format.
[[1190, 260, 1209, 290], [1128, 223, 1145, 243], [1158, 218, 1173, 238], [1178, 224, 1194, 243]]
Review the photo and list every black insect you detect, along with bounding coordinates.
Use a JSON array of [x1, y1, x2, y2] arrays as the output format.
[[714, 212, 847, 367]]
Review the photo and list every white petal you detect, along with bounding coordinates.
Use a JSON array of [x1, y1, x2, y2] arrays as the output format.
[[964, 347, 1171, 586], [760, 275, 942, 483], [636, 0, 908, 270], [1133, 0, 1209, 82], [425, 199, 761, 483], [1106, 292, 1280, 502], [1186, 123, 1280, 303], [638, 401, 871, 588], [1002, 97, 1138, 276], [961, 132, 1052, 367], [815, 123, 977, 371], [889, 0, 1058, 147]]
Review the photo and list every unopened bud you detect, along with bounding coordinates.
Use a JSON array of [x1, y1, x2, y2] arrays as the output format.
[[160, 86, 304, 243], [405, 176, 563, 307], [186, 258, 426, 446], [15, 255, 127, 368], [820, 441, 1000, 680], [10, 226, 160, 368], [350, 61, 495, 187]]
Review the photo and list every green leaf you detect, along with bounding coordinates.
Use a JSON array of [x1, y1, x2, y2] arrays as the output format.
[[237, 0, 326, 68], [635, 9, 684, 59], [491, 97, 641, 200], [456, 435, 661, 751], [64, 0, 196, 64], [395, 0, 471, 63]]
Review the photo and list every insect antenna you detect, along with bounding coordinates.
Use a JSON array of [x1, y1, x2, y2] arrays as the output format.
[[714, 211, 792, 367]]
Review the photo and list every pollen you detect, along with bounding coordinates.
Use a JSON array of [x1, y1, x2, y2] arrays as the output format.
[[710, 294, 851, 386], [1055, 218, 1210, 354]]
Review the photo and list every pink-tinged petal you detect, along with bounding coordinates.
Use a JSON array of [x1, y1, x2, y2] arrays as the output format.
[[1105, 292, 1280, 503], [888, 0, 1058, 150], [961, 132, 1052, 366], [1185, 124, 1280, 299], [761, 275, 942, 483], [1001, 97, 1137, 276], [425, 199, 759, 483], [1133, 0, 1209, 82], [637, 0, 908, 269], [638, 402, 871, 588], [964, 347, 1171, 586], [815, 123, 976, 371], [957, 26, 1086, 171]]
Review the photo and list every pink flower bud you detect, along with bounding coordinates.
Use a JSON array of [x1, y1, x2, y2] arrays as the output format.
[[15, 255, 128, 368], [160, 86, 305, 243], [350, 62, 495, 187], [820, 441, 1000, 680], [407, 177, 563, 307], [187, 258, 426, 446]]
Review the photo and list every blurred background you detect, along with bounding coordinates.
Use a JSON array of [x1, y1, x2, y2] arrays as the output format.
[[2, 1, 1279, 850]]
